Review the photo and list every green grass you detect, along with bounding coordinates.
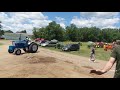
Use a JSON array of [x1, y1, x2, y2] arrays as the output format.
[[41, 42, 111, 61], [0, 43, 3, 45]]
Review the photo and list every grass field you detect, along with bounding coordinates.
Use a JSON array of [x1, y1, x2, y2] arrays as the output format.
[[41, 42, 111, 61], [0, 43, 3, 45]]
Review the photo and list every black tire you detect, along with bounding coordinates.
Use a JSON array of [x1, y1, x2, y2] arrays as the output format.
[[28, 42, 38, 53], [23, 47, 29, 53], [8, 49, 14, 53], [23, 48, 26, 52], [14, 49, 21, 55]]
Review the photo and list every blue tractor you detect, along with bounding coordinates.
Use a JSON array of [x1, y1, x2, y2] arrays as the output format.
[[8, 34, 38, 55]]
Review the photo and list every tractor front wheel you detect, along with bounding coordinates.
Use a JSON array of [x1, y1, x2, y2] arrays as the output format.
[[14, 49, 21, 55], [8, 49, 14, 53]]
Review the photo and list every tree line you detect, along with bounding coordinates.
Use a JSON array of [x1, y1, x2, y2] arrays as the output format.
[[1, 20, 120, 43], [32, 21, 120, 43]]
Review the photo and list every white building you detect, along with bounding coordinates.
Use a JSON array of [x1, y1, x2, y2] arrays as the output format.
[[3, 33, 29, 40]]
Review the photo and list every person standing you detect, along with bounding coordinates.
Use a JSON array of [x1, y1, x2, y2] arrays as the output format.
[[90, 40, 120, 78], [89, 46, 96, 62]]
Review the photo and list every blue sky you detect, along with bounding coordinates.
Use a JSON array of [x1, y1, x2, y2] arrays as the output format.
[[43, 12, 80, 26], [0, 12, 120, 34]]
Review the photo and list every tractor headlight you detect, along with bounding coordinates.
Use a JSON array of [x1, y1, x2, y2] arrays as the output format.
[[28, 42, 31, 45]]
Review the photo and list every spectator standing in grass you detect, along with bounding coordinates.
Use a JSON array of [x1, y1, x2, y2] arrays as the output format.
[[89, 46, 96, 62]]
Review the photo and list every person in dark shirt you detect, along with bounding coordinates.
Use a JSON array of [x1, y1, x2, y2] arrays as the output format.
[[90, 40, 120, 78], [89, 46, 95, 62]]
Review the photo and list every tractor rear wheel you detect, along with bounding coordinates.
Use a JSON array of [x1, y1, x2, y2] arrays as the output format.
[[28, 43, 38, 53], [14, 49, 21, 55]]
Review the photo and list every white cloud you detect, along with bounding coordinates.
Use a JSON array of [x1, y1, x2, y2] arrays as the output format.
[[102, 26, 118, 29], [80, 12, 119, 18], [59, 23, 66, 29], [0, 12, 52, 34], [71, 12, 120, 29], [55, 16, 66, 28], [1, 12, 120, 34], [55, 17, 65, 22]]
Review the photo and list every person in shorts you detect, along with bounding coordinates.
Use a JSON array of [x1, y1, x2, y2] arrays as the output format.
[[89, 46, 95, 62]]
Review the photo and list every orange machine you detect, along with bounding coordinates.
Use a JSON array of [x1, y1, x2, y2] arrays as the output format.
[[104, 44, 113, 51]]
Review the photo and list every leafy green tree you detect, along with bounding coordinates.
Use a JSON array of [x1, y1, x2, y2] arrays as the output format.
[[32, 21, 65, 41], [0, 21, 4, 36], [5, 30, 13, 33], [66, 24, 78, 42], [32, 20, 120, 43], [32, 27, 40, 39], [20, 30, 27, 33]]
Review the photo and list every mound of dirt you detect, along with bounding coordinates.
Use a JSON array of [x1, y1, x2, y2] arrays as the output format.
[[23, 55, 56, 64]]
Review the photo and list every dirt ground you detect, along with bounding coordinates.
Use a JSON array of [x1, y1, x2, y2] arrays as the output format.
[[0, 40, 115, 78]]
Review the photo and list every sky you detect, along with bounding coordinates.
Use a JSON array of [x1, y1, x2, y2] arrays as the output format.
[[0, 12, 120, 34]]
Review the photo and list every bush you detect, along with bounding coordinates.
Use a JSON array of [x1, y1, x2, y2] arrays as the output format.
[[55, 43, 64, 49], [87, 41, 95, 48]]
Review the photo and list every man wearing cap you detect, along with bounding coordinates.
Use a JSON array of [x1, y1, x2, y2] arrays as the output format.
[[90, 40, 120, 78]]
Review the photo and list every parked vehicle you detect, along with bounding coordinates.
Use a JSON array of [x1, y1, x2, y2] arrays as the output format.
[[62, 44, 80, 51], [0, 36, 4, 39], [35, 38, 45, 42], [41, 41, 50, 47], [41, 39, 58, 47], [95, 42, 104, 48], [35, 38, 41, 42], [39, 40, 48, 45]]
